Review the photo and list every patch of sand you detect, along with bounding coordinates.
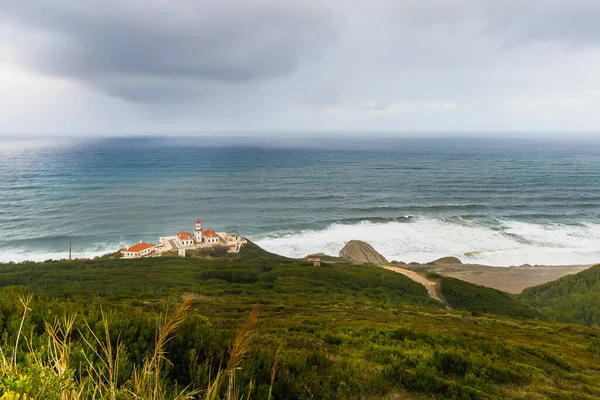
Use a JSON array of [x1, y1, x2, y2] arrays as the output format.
[[400, 263, 594, 294]]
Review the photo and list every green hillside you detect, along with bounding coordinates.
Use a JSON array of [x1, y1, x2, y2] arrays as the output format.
[[234, 239, 294, 262], [440, 277, 546, 320], [520, 264, 600, 326], [0, 256, 599, 399]]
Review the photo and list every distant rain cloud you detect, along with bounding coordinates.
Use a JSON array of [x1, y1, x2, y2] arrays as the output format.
[[1, 0, 600, 134]]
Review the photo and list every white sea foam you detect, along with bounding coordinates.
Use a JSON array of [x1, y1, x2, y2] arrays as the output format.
[[0, 241, 129, 263], [253, 218, 600, 266], [2, 218, 599, 266]]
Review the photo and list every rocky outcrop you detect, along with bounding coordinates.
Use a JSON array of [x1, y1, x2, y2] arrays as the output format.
[[429, 256, 463, 266], [339, 240, 388, 264]]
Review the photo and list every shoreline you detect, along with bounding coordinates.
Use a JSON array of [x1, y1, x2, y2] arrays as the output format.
[[0, 247, 596, 295], [403, 262, 594, 294]]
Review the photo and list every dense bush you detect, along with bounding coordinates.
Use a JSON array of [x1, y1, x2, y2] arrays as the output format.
[[188, 245, 229, 258], [520, 264, 600, 326], [199, 269, 259, 283], [0, 258, 599, 398], [441, 277, 545, 319]]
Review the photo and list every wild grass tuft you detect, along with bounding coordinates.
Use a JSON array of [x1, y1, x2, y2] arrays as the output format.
[[0, 295, 263, 399], [206, 305, 258, 400]]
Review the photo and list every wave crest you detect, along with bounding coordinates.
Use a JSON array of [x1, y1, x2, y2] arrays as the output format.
[[253, 217, 600, 267]]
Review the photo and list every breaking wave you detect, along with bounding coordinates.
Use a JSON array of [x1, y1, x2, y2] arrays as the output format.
[[0, 241, 130, 263], [253, 217, 600, 267]]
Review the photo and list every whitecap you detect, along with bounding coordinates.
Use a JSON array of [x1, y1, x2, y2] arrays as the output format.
[[253, 217, 600, 266]]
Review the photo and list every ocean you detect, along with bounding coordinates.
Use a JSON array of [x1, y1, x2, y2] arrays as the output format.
[[1, 136, 599, 266]]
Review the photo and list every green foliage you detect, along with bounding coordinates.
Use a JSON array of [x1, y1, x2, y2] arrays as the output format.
[[187, 245, 228, 258], [233, 240, 292, 262], [0, 257, 599, 399], [0, 256, 440, 309], [520, 264, 600, 326], [589, 339, 600, 355], [199, 270, 259, 284], [440, 277, 546, 319]]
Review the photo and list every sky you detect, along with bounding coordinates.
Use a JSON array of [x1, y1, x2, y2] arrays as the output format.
[[1, 0, 600, 137]]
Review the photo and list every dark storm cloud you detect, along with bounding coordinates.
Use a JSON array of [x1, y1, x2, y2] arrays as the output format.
[[2, 0, 600, 133], [0, 0, 336, 102]]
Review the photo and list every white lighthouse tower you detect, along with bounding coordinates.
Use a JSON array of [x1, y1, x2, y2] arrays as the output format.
[[194, 219, 203, 243]]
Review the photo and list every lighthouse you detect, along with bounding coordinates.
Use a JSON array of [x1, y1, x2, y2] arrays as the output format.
[[194, 219, 203, 243]]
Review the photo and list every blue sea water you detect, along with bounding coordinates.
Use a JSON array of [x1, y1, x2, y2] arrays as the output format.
[[1, 136, 599, 266]]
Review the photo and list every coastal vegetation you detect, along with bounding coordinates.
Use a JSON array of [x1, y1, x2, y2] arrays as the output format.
[[439, 277, 546, 319], [519, 265, 600, 326], [0, 254, 599, 399]]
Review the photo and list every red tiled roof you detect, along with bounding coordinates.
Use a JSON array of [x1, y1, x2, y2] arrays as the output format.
[[123, 242, 154, 253], [227, 244, 237, 249], [178, 231, 193, 240], [203, 229, 218, 238]]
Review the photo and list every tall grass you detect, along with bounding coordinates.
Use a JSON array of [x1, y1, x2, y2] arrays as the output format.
[[206, 305, 258, 400], [0, 296, 271, 399], [129, 296, 196, 399]]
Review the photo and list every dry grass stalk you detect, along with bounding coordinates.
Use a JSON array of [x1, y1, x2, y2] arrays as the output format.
[[46, 315, 76, 377], [128, 295, 196, 400], [267, 345, 282, 400], [0, 295, 32, 378], [1, 294, 252, 400], [206, 305, 258, 400], [79, 306, 121, 400], [225, 305, 258, 375], [45, 315, 78, 399]]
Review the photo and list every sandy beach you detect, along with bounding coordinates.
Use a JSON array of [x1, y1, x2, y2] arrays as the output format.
[[402, 262, 594, 294]]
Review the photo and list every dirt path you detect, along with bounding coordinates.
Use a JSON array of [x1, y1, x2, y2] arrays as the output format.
[[380, 265, 444, 303]]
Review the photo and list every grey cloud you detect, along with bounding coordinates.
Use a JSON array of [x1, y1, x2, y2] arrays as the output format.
[[390, 1, 600, 47], [2, 1, 600, 134], [1, 0, 336, 102], [472, 1, 600, 47]]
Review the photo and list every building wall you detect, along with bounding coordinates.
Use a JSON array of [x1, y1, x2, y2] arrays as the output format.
[[178, 238, 194, 246], [227, 242, 241, 253], [122, 246, 154, 258]]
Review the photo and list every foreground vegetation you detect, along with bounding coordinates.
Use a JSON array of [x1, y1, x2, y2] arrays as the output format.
[[0, 253, 599, 399], [520, 264, 600, 326]]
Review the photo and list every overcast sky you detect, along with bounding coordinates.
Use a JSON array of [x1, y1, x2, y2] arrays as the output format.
[[1, 0, 600, 137]]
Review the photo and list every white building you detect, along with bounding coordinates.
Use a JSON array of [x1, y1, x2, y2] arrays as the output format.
[[202, 229, 221, 244], [155, 218, 246, 255], [219, 232, 247, 253], [220, 232, 243, 242], [121, 242, 155, 258], [227, 243, 241, 253], [177, 231, 195, 247]]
